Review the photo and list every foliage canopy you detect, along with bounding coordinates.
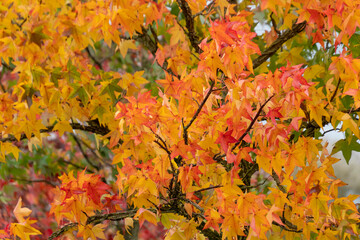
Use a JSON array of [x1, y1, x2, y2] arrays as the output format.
[[1, 0, 360, 239]]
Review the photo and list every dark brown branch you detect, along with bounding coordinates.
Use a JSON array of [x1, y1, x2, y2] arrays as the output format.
[[231, 94, 275, 151], [177, 0, 202, 53], [324, 78, 341, 109], [270, 12, 281, 36], [58, 158, 95, 173], [49, 210, 142, 240], [48, 223, 78, 240], [252, 21, 307, 69], [86, 47, 103, 70], [136, 27, 179, 78], [241, 176, 270, 190], [183, 81, 215, 144], [0, 122, 110, 143], [192, 185, 222, 194], [10, 177, 57, 187], [1, 60, 15, 71], [272, 221, 302, 233], [272, 169, 286, 193], [71, 133, 100, 171], [86, 209, 140, 225]]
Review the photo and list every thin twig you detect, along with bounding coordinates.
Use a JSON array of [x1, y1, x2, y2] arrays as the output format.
[[252, 20, 307, 69], [272, 221, 303, 233], [192, 185, 222, 194], [242, 176, 270, 190], [272, 169, 286, 193], [86, 47, 103, 70], [324, 78, 341, 109], [183, 81, 215, 144], [58, 158, 95, 173], [270, 12, 281, 36], [1, 60, 15, 71], [231, 94, 275, 151], [10, 177, 57, 187], [193, 1, 215, 18], [0, 122, 110, 143], [71, 133, 100, 171], [321, 128, 341, 136]]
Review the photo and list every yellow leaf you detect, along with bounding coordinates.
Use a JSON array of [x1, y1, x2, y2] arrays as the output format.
[[277, 47, 306, 65], [304, 65, 325, 81], [341, 113, 360, 138], [11, 198, 41, 240], [168, 24, 185, 46], [114, 231, 125, 240], [134, 208, 158, 227], [0, 142, 21, 161], [14, 198, 32, 223], [53, 120, 73, 136], [309, 104, 329, 128], [124, 217, 134, 233], [118, 39, 137, 58], [10, 221, 42, 240]]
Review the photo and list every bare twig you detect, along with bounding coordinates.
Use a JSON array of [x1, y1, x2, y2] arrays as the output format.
[[183, 198, 206, 218], [48, 223, 78, 240], [193, 1, 215, 18], [10, 177, 57, 187], [242, 176, 270, 190], [183, 81, 215, 144], [0, 122, 110, 143], [192, 185, 222, 194], [272, 169, 286, 193], [1, 60, 15, 71], [270, 12, 281, 36], [324, 78, 341, 109], [58, 158, 95, 173], [272, 221, 302, 233], [231, 94, 275, 151], [71, 133, 100, 171], [86, 47, 103, 70], [252, 21, 307, 69]]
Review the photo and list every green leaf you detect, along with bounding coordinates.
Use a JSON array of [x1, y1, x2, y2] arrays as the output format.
[[332, 135, 360, 163], [69, 84, 89, 105]]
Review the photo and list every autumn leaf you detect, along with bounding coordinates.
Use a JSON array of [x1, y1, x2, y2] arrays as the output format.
[[215, 130, 238, 152], [10, 198, 41, 240]]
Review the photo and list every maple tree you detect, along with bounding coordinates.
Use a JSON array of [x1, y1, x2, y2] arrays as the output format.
[[1, 0, 360, 239]]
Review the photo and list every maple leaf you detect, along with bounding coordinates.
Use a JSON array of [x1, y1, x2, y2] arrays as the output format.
[[13, 198, 32, 223], [215, 130, 238, 152], [134, 208, 158, 228], [10, 198, 41, 240], [118, 39, 137, 58], [53, 120, 73, 136]]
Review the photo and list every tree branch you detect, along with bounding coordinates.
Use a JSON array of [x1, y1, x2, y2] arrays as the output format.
[[183, 81, 215, 144], [177, 0, 202, 54], [10, 177, 57, 187], [324, 78, 341, 109], [0, 122, 110, 143], [192, 185, 222, 194], [1, 59, 15, 71], [193, 1, 215, 18], [136, 27, 179, 78], [71, 133, 100, 171], [48, 223, 78, 240], [231, 94, 275, 151], [252, 21, 307, 69], [86, 47, 103, 70]]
